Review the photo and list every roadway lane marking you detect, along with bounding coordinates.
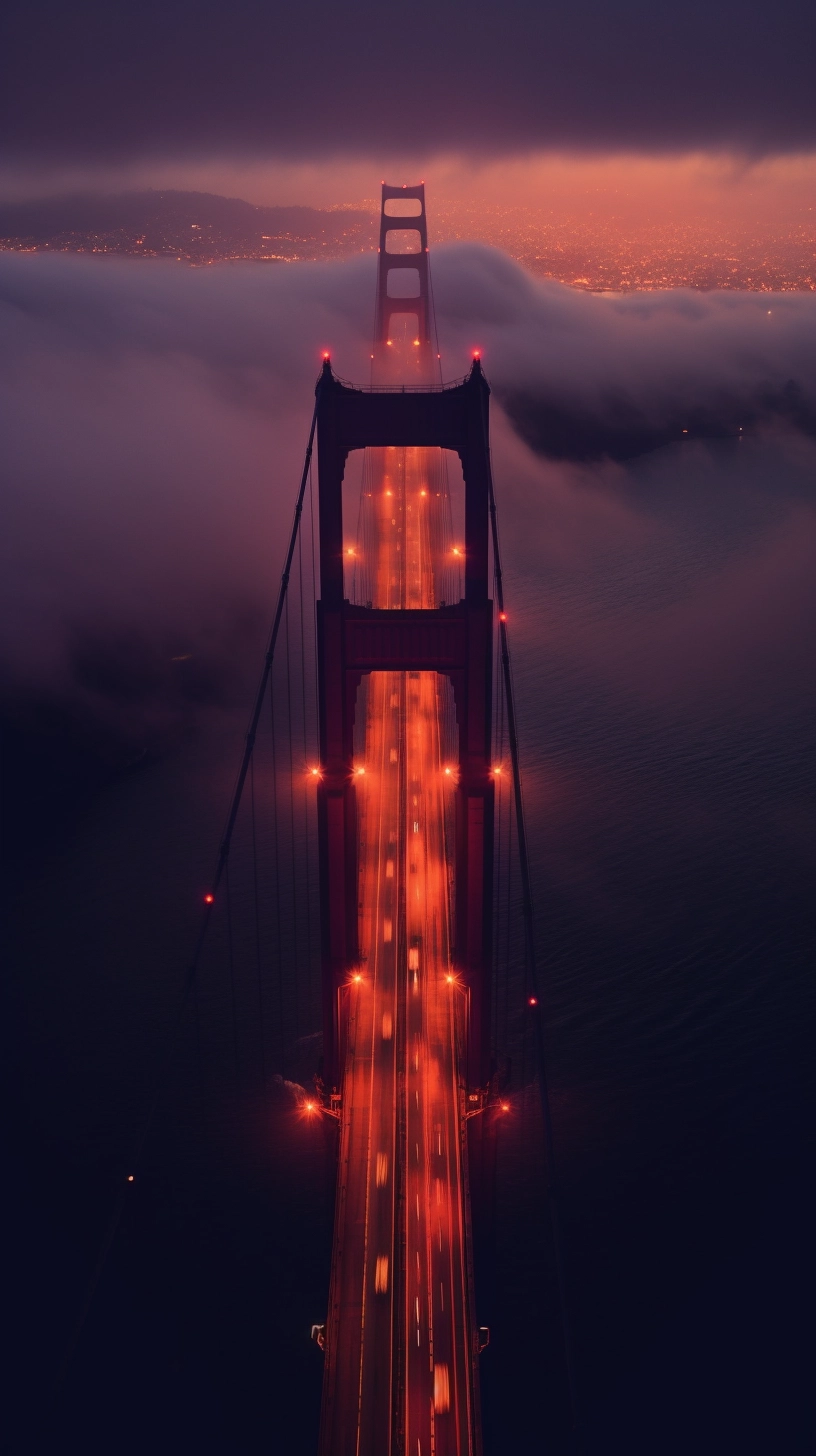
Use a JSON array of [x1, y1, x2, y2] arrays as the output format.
[[376, 1153, 388, 1187], [383, 919, 392, 942]]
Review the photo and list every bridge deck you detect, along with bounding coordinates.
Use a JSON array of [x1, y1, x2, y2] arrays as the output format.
[[320, 446, 478, 1455]]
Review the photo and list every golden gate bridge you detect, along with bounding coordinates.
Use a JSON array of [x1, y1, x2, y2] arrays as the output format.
[[53, 183, 573, 1456]]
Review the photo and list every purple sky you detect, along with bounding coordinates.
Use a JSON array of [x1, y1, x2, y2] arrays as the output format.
[[3, 0, 815, 171]]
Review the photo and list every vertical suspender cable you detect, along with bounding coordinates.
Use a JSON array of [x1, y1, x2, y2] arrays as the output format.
[[249, 756, 265, 1083], [226, 857, 240, 1082], [271, 667, 284, 1073], [285, 591, 300, 1041], [298, 521, 316, 1016], [487, 460, 581, 1441], [211, 383, 321, 896]]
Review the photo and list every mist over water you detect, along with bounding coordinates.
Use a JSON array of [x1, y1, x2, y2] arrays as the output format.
[[2, 251, 814, 1453]]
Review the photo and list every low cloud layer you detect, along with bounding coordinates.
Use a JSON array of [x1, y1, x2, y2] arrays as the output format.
[[430, 246, 816, 458], [2, 247, 815, 762]]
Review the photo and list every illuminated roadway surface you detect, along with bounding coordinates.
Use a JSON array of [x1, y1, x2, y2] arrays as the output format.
[[319, 444, 478, 1456]]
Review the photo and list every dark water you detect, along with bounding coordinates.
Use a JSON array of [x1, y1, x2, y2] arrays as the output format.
[[2, 435, 814, 1454]]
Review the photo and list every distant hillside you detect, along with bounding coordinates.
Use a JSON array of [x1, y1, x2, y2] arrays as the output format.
[[0, 189, 377, 260]]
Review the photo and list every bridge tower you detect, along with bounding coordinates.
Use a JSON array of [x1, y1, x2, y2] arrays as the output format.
[[373, 181, 435, 383], [316, 185, 494, 1089]]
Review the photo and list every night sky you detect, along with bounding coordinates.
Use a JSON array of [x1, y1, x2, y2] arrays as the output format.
[[2, 6, 815, 1455], [3, 0, 816, 159]]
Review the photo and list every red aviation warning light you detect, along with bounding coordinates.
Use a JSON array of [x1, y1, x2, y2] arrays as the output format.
[[203, 893, 214, 905]]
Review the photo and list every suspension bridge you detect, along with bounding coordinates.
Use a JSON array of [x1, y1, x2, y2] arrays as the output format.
[[52, 183, 569, 1456]]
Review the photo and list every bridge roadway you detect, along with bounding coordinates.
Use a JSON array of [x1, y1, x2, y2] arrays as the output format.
[[320, 446, 478, 1456]]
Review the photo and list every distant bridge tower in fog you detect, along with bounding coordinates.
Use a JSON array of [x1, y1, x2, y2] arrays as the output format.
[[373, 182, 436, 382]]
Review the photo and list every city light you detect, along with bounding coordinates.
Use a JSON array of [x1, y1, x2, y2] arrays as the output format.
[[499, 612, 507, 622]]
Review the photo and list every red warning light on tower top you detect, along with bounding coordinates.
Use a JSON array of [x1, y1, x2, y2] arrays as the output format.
[[204, 893, 214, 905], [472, 349, 481, 359]]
